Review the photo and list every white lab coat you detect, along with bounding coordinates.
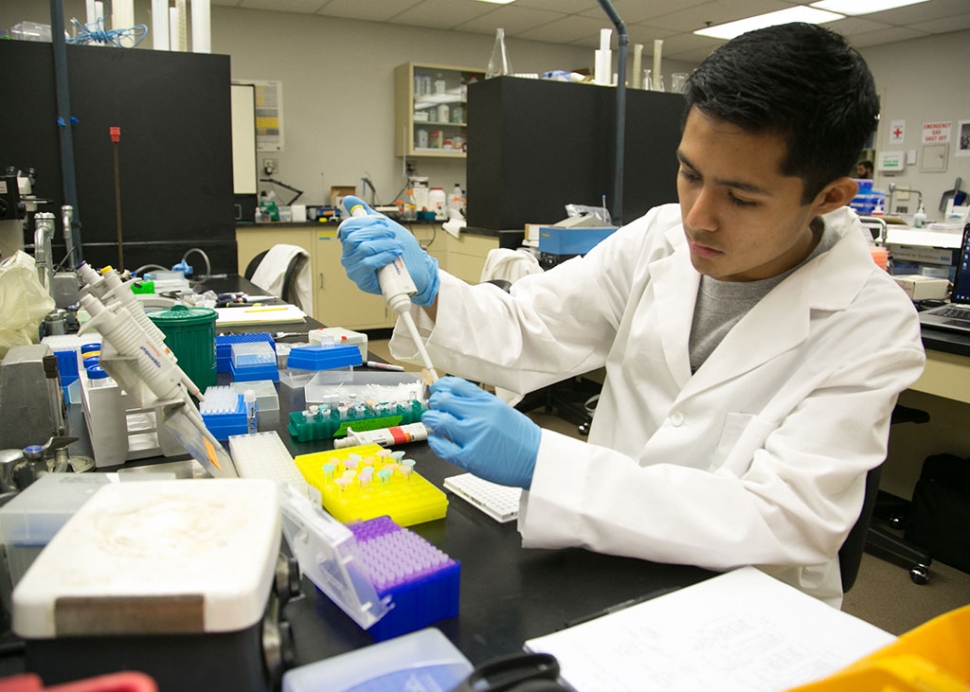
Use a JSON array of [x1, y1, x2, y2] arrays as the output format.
[[390, 204, 926, 605]]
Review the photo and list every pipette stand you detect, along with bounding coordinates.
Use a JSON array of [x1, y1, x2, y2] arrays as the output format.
[[78, 290, 237, 478]]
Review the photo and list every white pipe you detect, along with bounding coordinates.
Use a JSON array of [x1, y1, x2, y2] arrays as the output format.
[[176, 0, 188, 51], [111, 0, 134, 32], [191, 0, 211, 53], [653, 39, 663, 91], [152, 0, 169, 50], [632, 43, 643, 89], [169, 6, 179, 51]]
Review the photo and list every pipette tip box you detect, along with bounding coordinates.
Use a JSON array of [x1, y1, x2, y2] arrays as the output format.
[[215, 333, 274, 373], [347, 516, 460, 641], [286, 343, 362, 371], [200, 386, 247, 440], [294, 443, 447, 527], [229, 342, 280, 382], [281, 627, 472, 692], [307, 327, 368, 363]]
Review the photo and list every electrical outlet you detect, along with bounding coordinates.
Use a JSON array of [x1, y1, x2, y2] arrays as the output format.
[[896, 185, 910, 202], [262, 158, 279, 176]]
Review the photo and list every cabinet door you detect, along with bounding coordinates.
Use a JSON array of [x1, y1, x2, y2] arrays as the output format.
[[411, 225, 447, 271], [312, 228, 390, 330], [236, 227, 314, 277], [447, 233, 498, 284]]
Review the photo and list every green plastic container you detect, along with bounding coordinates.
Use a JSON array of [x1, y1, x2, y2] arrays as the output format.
[[148, 305, 218, 392]]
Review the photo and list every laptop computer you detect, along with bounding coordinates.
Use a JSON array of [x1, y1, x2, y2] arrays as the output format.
[[918, 223, 970, 334]]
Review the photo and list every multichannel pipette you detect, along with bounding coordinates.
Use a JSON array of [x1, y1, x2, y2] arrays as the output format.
[[344, 200, 438, 383]]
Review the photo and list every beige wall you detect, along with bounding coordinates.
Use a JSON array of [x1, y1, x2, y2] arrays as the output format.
[[862, 29, 970, 219]]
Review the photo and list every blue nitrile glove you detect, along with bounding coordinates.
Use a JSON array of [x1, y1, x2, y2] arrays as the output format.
[[338, 195, 440, 307], [421, 376, 541, 490]]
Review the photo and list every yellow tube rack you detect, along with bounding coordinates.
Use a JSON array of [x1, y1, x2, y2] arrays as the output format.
[[294, 443, 448, 527]]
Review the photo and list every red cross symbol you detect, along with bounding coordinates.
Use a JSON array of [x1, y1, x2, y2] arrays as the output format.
[[893, 127, 903, 139]]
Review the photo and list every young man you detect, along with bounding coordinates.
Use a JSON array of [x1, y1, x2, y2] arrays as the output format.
[[338, 23, 925, 606], [856, 160, 874, 179]]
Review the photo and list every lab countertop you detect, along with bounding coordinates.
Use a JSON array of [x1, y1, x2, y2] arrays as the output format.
[[237, 221, 525, 247]]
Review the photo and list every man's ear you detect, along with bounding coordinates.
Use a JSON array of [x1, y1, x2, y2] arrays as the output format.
[[811, 177, 858, 216]]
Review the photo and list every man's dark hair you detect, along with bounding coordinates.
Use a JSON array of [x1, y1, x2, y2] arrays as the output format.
[[859, 160, 874, 174], [683, 23, 879, 203]]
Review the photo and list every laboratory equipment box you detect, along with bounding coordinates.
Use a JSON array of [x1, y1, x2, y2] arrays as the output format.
[[0, 474, 111, 596], [892, 275, 950, 301], [537, 226, 618, 256], [12, 480, 285, 692], [282, 628, 472, 692]]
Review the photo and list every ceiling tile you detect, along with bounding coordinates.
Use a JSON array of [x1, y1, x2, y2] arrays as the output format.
[[909, 13, 970, 33], [644, 0, 799, 33], [826, 16, 894, 36], [318, 0, 424, 22], [862, 0, 970, 26], [389, 0, 497, 29], [238, 0, 326, 12], [516, 14, 613, 44], [458, 6, 562, 36], [577, 0, 713, 24], [848, 26, 929, 47], [649, 31, 726, 57], [513, 0, 601, 14]]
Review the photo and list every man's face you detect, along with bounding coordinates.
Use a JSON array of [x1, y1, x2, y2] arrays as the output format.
[[677, 107, 822, 282], [856, 163, 870, 178]]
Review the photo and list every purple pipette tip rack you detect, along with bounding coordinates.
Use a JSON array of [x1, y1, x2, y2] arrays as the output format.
[[346, 516, 460, 641]]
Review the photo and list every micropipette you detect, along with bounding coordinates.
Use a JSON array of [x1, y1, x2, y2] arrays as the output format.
[[344, 200, 438, 383]]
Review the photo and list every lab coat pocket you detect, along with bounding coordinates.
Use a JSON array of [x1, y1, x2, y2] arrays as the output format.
[[711, 413, 776, 476]]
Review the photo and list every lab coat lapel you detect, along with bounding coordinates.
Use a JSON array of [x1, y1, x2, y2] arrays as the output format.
[[649, 227, 699, 390], [683, 273, 810, 398], [679, 210, 870, 399]]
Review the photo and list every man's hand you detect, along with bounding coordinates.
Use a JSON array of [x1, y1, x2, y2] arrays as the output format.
[[422, 376, 541, 489], [338, 196, 439, 306]]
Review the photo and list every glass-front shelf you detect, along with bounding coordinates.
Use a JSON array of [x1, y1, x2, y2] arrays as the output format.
[[396, 62, 483, 159]]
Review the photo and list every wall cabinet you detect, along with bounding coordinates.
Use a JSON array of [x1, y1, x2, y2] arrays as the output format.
[[394, 62, 484, 159]]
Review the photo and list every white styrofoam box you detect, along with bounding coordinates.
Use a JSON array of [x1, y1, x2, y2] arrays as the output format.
[[893, 275, 950, 301], [308, 327, 367, 362], [12, 479, 280, 638]]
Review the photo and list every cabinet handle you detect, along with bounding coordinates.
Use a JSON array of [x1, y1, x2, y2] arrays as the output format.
[[319, 272, 324, 289]]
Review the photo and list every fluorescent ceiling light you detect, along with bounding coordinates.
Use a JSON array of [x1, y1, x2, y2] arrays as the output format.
[[472, 0, 517, 4], [811, 0, 930, 15], [694, 6, 844, 40]]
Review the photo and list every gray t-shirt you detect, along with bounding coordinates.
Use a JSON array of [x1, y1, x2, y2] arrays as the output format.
[[689, 219, 838, 373]]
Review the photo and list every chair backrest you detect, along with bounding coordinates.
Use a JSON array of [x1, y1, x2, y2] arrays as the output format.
[[245, 246, 310, 309], [838, 464, 882, 593], [244, 250, 267, 281], [279, 253, 308, 305]]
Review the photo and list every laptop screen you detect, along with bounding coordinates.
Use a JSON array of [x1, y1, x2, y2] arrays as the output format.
[[953, 224, 970, 304]]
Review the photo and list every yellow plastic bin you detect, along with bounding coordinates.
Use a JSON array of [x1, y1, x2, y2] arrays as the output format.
[[787, 604, 970, 692], [147, 305, 218, 392]]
